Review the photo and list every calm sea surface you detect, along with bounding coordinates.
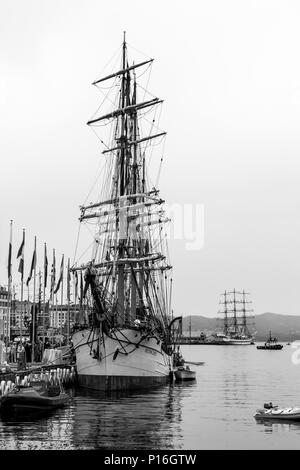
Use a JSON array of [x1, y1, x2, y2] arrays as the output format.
[[1, 343, 300, 450]]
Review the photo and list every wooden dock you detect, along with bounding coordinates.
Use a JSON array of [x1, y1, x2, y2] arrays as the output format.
[[0, 363, 77, 396]]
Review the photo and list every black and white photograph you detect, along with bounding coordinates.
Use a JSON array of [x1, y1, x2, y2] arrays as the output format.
[[1, 0, 300, 455]]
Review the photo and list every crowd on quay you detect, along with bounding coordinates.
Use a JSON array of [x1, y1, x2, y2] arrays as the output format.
[[0, 336, 73, 367]]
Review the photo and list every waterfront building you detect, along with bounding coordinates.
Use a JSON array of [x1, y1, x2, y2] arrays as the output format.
[[0, 286, 9, 340]]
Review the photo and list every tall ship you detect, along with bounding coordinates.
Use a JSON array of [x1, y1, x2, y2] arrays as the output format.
[[71, 34, 180, 390], [214, 289, 255, 345]]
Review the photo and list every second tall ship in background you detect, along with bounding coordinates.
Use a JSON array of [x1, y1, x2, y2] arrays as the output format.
[[214, 289, 256, 345]]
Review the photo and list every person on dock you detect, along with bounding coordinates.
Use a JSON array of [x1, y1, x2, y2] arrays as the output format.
[[3, 343, 11, 364], [0, 338, 4, 363], [34, 342, 42, 362], [69, 340, 76, 363], [173, 346, 185, 367], [11, 342, 17, 363], [16, 342, 26, 370], [24, 341, 31, 363]]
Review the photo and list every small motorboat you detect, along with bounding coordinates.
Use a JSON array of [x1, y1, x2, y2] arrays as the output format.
[[174, 365, 196, 381], [173, 347, 197, 381], [254, 402, 300, 421], [0, 380, 69, 413]]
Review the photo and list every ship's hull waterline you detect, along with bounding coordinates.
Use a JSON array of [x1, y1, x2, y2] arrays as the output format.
[[72, 328, 173, 391], [222, 338, 253, 345]]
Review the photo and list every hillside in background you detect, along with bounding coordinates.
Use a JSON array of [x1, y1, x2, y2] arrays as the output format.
[[182, 312, 300, 341]]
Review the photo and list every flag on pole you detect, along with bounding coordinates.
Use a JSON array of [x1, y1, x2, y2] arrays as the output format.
[[74, 271, 78, 301], [67, 258, 71, 302], [79, 270, 83, 304], [7, 221, 12, 279], [44, 244, 48, 288], [54, 254, 64, 294], [17, 230, 25, 280], [50, 249, 56, 296], [83, 276, 89, 298], [26, 245, 36, 286], [38, 271, 42, 312]]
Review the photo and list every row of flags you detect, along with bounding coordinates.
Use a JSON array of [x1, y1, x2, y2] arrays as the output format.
[[7, 224, 84, 303]]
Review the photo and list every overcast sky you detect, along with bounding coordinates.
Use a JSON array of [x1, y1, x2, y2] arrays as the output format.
[[1, 0, 300, 318]]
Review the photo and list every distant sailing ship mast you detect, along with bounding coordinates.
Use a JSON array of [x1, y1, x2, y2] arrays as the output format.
[[218, 289, 255, 345], [70, 33, 180, 390]]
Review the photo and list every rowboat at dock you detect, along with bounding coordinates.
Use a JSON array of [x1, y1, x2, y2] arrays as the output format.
[[174, 366, 196, 381], [0, 380, 69, 413], [0, 365, 76, 416]]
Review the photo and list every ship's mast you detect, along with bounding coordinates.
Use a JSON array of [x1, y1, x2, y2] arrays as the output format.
[[119, 31, 128, 197], [242, 290, 247, 334], [74, 34, 171, 333], [219, 289, 254, 337], [129, 69, 138, 322], [219, 291, 229, 335], [117, 31, 128, 325], [233, 288, 237, 333], [224, 290, 228, 335]]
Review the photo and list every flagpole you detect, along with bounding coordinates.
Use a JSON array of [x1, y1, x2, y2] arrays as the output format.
[[38, 269, 41, 350], [31, 236, 36, 364], [51, 248, 56, 348], [19, 228, 25, 347], [79, 271, 83, 324], [7, 220, 13, 348], [20, 275, 23, 346], [74, 271, 78, 325], [42, 243, 47, 353], [54, 293, 58, 347], [67, 258, 70, 343], [60, 255, 64, 346]]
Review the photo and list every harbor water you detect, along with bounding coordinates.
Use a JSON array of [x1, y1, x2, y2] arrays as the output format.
[[1, 343, 300, 450]]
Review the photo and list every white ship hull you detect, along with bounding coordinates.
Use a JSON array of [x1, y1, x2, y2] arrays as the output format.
[[222, 337, 253, 345], [72, 328, 173, 391]]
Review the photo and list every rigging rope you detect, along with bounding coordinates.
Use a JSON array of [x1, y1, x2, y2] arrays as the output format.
[[73, 223, 82, 266]]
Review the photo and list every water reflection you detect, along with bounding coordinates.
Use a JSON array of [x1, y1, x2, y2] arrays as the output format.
[[254, 417, 300, 431], [0, 407, 57, 422], [0, 382, 198, 449], [1, 345, 300, 449], [70, 383, 186, 449]]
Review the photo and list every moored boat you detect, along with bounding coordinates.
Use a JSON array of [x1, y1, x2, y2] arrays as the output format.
[[70, 34, 183, 391], [0, 381, 69, 412], [174, 366, 196, 381]]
